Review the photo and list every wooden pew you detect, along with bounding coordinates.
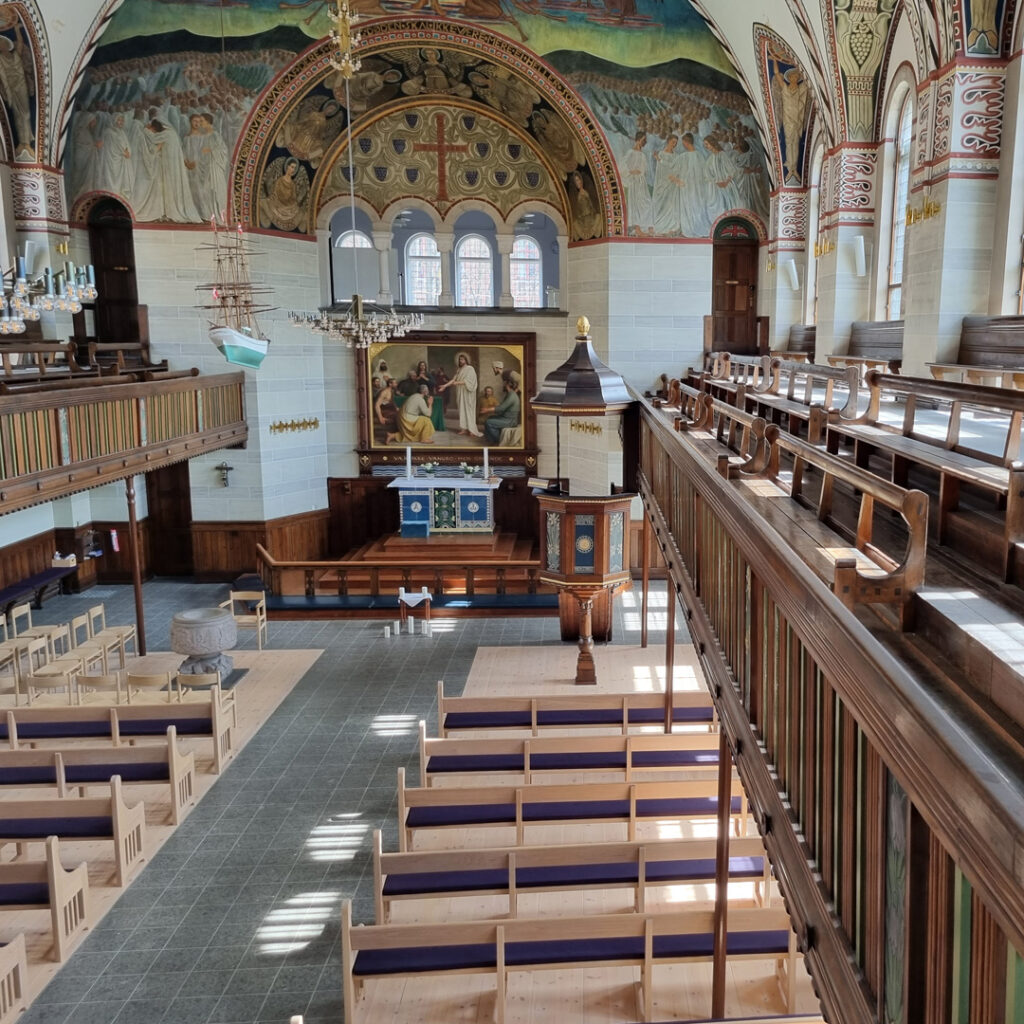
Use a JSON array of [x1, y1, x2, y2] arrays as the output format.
[[373, 829, 771, 921], [341, 901, 799, 1024], [0, 835, 88, 961], [827, 319, 903, 375], [700, 354, 774, 407], [0, 775, 145, 886], [2, 686, 237, 773], [927, 314, 1024, 388], [0, 934, 25, 1024], [0, 726, 196, 825], [419, 721, 720, 785], [825, 371, 1024, 581], [680, 393, 928, 628], [436, 682, 716, 737], [771, 323, 815, 362], [742, 359, 858, 444], [396, 767, 748, 850], [0, 341, 83, 379]]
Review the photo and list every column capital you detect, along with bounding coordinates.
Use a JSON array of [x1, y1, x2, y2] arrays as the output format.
[[495, 235, 516, 256], [434, 232, 455, 254], [371, 231, 392, 252]]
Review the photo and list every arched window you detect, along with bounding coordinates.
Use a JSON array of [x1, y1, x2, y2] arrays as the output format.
[[335, 229, 373, 248], [887, 96, 913, 320], [455, 234, 493, 306], [405, 233, 441, 305], [510, 236, 542, 307]]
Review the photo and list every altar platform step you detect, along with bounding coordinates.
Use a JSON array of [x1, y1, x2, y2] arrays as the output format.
[[266, 591, 558, 620], [349, 531, 535, 563]]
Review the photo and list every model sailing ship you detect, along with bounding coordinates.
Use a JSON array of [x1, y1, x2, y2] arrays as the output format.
[[196, 217, 274, 369]]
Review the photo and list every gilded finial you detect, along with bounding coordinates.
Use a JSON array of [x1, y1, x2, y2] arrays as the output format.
[[576, 315, 590, 336]]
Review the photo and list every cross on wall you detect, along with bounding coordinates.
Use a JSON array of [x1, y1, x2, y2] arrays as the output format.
[[413, 112, 469, 203]]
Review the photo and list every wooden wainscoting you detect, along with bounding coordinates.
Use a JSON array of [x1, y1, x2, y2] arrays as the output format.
[[0, 529, 58, 588], [192, 510, 331, 581], [90, 520, 153, 584]]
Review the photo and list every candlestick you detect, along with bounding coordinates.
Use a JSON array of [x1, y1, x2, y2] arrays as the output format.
[[406, 446, 412, 478], [483, 447, 489, 478]]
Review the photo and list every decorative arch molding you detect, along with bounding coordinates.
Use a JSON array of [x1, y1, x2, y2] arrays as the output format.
[[51, 0, 127, 168], [711, 211, 767, 241], [754, 25, 815, 189], [70, 189, 137, 227], [781, 0, 838, 147], [234, 19, 622, 241], [0, 1, 49, 166]]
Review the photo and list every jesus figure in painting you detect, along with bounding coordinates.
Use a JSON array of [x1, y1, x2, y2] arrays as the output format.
[[437, 351, 483, 437]]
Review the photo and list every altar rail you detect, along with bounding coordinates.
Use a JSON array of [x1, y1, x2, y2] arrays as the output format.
[[0, 373, 247, 513], [255, 544, 551, 601], [627, 394, 1024, 1024]]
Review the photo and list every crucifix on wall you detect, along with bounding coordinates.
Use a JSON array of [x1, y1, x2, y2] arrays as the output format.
[[413, 112, 468, 203]]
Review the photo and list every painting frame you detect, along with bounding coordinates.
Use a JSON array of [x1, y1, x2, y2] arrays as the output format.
[[356, 330, 538, 474]]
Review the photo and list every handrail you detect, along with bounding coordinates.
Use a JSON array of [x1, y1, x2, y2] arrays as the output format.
[[631, 388, 1024, 1021]]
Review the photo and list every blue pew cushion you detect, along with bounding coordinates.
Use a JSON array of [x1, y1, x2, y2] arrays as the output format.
[[406, 804, 516, 828], [120, 717, 211, 736], [383, 867, 508, 896], [65, 763, 168, 784], [517, 860, 638, 888], [0, 766, 58, 785], [443, 711, 532, 730], [507, 935, 643, 966], [631, 750, 718, 768], [17, 722, 112, 739], [645, 856, 765, 882], [426, 755, 526, 774], [354, 942, 495, 975], [0, 882, 49, 905], [653, 929, 789, 958], [0, 816, 112, 839]]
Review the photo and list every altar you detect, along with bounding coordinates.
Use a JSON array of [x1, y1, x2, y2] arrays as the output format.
[[388, 475, 502, 537]]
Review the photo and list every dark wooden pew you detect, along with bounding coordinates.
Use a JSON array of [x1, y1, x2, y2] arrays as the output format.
[[827, 320, 903, 375], [771, 323, 815, 362], [0, 566, 77, 620], [825, 371, 1024, 580], [928, 314, 1024, 387]]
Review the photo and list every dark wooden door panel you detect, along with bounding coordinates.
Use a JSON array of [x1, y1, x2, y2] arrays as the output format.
[[712, 239, 758, 353], [146, 462, 194, 577], [87, 200, 140, 346]]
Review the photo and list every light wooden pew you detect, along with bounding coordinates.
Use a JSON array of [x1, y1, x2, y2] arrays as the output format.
[[373, 829, 771, 921], [436, 682, 715, 737], [396, 767, 748, 851], [419, 722, 720, 785], [0, 934, 25, 1024], [341, 901, 799, 1024], [0, 835, 88, 961], [0, 726, 196, 824], [0, 775, 145, 886], [825, 371, 1024, 581], [3, 685, 237, 772]]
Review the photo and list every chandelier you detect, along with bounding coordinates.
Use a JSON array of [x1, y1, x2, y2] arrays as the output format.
[[1, 254, 98, 335], [288, 0, 423, 349]]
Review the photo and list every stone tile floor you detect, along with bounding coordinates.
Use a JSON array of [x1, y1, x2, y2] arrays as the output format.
[[19, 580, 685, 1024]]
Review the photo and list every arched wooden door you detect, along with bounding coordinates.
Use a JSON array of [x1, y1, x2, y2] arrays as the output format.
[[86, 198, 140, 345], [710, 217, 759, 354]]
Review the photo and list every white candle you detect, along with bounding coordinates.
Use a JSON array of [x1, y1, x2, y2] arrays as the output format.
[[384, 626, 391, 639], [483, 447, 489, 478], [406, 446, 412, 478]]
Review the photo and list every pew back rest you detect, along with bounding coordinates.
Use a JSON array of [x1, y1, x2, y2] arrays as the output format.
[[957, 315, 1024, 367], [787, 323, 816, 354], [848, 320, 903, 366]]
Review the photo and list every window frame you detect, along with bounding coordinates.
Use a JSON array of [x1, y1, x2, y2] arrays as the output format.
[[404, 232, 442, 306], [510, 234, 543, 307], [454, 233, 494, 307], [886, 94, 913, 321], [335, 229, 373, 249]]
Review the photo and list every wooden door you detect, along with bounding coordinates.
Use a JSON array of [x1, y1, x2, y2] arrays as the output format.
[[146, 462, 194, 577], [711, 237, 759, 353], [87, 199, 139, 345]]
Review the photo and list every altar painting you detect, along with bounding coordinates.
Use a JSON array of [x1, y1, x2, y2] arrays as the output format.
[[368, 340, 525, 450]]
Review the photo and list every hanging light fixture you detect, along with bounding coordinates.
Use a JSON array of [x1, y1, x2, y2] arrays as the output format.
[[0, 252, 98, 335], [289, 0, 423, 349]]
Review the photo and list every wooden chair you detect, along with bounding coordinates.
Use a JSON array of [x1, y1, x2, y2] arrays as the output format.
[[220, 590, 268, 650], [8, 603, 65, 660], [69, 613, 109, 675], [124, 671, 176, 703], [87, 604, 137, 660], [25, 668, 77, 706], [75, 671, 125, 704], [174, 671, 221, 701]]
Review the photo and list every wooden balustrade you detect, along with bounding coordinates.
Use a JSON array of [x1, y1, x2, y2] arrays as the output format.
[[0, 373, 247, 514], [255, 544, 548, 601], [628, 392, 1024, 1024]]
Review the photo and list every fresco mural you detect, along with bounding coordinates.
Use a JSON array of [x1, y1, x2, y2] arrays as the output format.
[[965, 0, 1004, 55], [756, 31, 811, 189], [67, 0, 771, 238], [0, 5, 38, 162]]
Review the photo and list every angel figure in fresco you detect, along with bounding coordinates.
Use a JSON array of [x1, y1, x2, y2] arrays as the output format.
[[772, 66, 808, 186], [0, 20, 35, 161], [967, 0, 999, 54], [530, 108, 585, 173], [396, 47, 475, 98], [569, 170, 602, 241], [260, 156, 310, 233], [276, 95, 343, 169], [328, 64, 403, 113], [469, 63, 540, 126]]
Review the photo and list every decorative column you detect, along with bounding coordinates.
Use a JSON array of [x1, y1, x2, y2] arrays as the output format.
[[762, 187, 809, 350], [813, 146, 878, 357], [372, 230, 393, 304], [901, 65, 1005, 373], [435, 232, 454, 307], [496, 235, 514, 308]]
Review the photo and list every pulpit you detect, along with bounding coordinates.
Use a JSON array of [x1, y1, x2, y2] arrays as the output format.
[[537, 493, 634, 684]]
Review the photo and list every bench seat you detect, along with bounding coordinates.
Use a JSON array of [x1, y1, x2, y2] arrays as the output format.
[[0, 567, 76, 619]]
